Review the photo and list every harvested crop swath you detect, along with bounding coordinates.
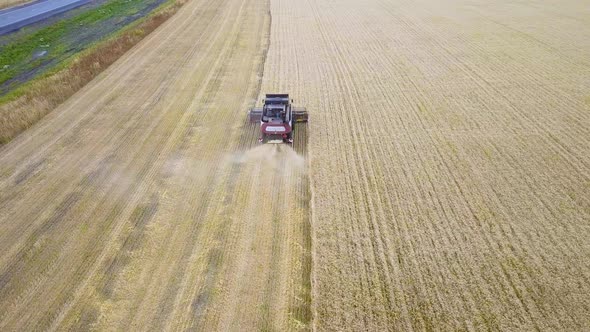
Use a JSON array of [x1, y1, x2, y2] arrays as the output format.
[[0, 0, 310, 330]]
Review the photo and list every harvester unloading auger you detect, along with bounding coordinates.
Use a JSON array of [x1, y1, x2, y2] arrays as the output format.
[[248, 94, 308, 144]]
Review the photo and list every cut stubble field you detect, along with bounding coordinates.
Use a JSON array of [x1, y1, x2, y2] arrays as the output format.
[[0, 0, 310, 330], [1, 0, 589, 331]]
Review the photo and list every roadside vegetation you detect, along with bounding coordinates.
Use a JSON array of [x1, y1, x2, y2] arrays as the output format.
[[0, 0, 32, 10], [0, 0, 168, 91], [0, 0, 186, 143]]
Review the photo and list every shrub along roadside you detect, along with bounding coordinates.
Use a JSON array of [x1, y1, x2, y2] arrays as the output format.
[[0, 0, 186, 144]]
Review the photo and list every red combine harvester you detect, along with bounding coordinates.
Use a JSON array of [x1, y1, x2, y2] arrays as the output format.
[[248, 94, 308, 144]]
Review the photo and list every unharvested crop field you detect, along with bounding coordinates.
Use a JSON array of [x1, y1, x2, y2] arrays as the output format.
[[259, 0, 590, 330], [1, 0, 589, 330]]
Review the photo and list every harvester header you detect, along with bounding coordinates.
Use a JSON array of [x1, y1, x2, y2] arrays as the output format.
[[248, 94, 308, 144]]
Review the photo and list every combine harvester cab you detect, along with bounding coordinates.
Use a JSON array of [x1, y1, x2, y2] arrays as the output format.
[[249, 94, 308, 144]]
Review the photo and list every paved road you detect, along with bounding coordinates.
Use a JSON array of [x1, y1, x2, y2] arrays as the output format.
[[0, 0, 90, 34]]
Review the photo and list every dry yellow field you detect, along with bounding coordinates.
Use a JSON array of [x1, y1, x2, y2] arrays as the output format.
[[259, 0, 590, 330], [0, 0, 310, 330], [0, 0, 32, 10], [1, 0, 590, 331]]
